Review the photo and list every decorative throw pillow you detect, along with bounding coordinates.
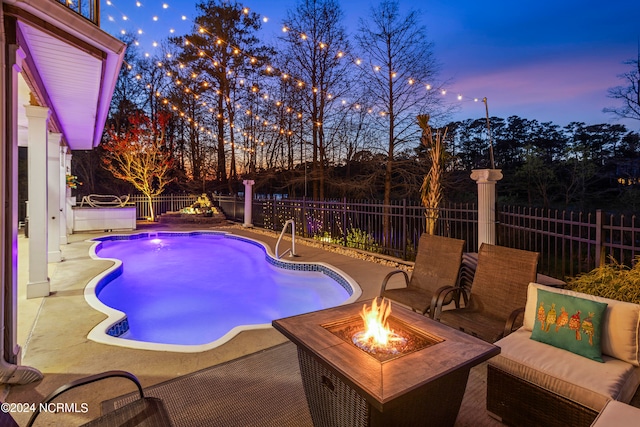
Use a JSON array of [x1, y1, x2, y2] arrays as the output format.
[[530, 288, 608, 362]]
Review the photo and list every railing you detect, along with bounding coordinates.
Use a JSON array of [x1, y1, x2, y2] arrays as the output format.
[[214, 196, 478, 260], [128, 194, 640, 280], [498, 207, 640, 280], [56, 0, 100, 25], [275, 219, 298, 259], [128, 194, 198, 219]]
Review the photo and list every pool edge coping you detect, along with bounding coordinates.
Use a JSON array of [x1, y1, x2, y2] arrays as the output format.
[[83, 230, 363, 353]]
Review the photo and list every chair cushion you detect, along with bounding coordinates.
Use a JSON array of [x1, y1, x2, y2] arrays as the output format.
[[490, 329, 640, 412], [590, 400, 640, 427], [530, 289, 608, 362], [524, 283, 640, 366]]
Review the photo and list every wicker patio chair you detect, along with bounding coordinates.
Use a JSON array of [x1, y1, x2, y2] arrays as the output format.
[[456, 253, 478, 307], [26, 371, 173, 427], [432, 243, 539, 342], [380, 233, 465, 317]]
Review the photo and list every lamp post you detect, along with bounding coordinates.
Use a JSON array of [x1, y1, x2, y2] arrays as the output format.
[[468, 98, 502, 251], [298, 112, 307, 198], [482, 97, 495, 169]]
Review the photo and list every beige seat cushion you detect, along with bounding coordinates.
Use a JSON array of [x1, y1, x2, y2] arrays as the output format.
[[590, 400, 640, 426], [523, 283, 640, 366], [490, 329, 640, 412]]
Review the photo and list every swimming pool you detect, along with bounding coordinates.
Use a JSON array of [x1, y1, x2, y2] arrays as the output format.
[[84, 231, 361, 352]]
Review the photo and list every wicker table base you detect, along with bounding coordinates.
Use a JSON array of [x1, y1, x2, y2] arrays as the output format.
[[273, 303, 500, 427], [297, 347, 471, 427]]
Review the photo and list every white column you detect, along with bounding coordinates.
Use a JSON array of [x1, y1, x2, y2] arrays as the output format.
[[47, 132, 62, 262], [64, 151, 74, 236], [59, 146, 68, 244], [3, 46, 26, 364], [3, 39, 43, 381], [471, 169, 503, 250], [25, 105, 51, 298], [242, 180, 255, 228]]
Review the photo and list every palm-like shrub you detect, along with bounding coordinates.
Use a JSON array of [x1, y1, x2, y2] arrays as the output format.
[[418, 115, 446, 235]]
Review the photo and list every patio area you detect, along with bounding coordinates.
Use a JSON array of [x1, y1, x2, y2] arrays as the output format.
[[3, 223, 518, 425]]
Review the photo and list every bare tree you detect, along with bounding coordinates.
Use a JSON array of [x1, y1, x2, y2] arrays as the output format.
[[355, 0, 440, 244], [102, 112, 175, 220], [605, 55, 640, 122], [280, 0, 351, 200], [173, 0, 271, 192]]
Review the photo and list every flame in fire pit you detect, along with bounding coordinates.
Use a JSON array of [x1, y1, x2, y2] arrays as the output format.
[[352, 298, 407, 354]]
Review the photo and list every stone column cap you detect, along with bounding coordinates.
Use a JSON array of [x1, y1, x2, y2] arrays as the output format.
[[24, 104, 51, 119], [471, 168, 503, 183]]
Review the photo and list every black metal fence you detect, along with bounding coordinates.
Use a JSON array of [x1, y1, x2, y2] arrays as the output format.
[[215, 196, 478, 261], [129, 194, 198, 219], [498, 207, 640, 280], [129, 193, 640, 280]]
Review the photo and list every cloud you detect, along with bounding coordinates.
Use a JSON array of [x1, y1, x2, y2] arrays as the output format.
[[447, 54, 637, 126]]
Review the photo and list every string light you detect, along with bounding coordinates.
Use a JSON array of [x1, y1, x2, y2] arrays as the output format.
[[110, 1, 477, 113], [106, 1, 487, 172], [107, 1, 472, 105]]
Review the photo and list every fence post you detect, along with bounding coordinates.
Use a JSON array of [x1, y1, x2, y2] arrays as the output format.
[[402, 199, 407, 260], [342, 197, 347, 247], [595, 209, 603, 267], [272, 197, 277, 231], [302, 197, 306, 238]]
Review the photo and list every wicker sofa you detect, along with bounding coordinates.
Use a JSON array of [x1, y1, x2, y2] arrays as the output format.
[[487, 282, 640, 427]]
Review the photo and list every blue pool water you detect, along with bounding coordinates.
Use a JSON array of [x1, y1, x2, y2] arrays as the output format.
[[86, 232, 359, 351]]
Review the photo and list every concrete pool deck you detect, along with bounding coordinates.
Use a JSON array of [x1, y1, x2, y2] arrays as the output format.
[[6, 223, 411, 426]]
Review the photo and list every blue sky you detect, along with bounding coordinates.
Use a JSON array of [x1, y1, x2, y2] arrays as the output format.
[[101, 0, 640, 130]]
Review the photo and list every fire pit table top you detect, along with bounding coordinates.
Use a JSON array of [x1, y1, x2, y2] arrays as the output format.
[[273, 302, 500, 409]]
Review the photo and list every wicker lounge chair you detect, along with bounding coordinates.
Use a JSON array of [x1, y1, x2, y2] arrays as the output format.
[[26, 371, 173, 427], [380, 233, 465, 317], [432, 243, 539, 342]]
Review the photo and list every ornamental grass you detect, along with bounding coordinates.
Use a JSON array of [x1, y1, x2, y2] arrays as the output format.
[[566, 257, 640, 304]]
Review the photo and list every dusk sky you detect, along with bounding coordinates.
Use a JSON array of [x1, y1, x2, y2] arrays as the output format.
[[102, 0, 640, 130]]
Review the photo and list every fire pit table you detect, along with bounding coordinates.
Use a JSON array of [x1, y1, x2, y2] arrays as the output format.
[[272, 301, 500, 427]]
